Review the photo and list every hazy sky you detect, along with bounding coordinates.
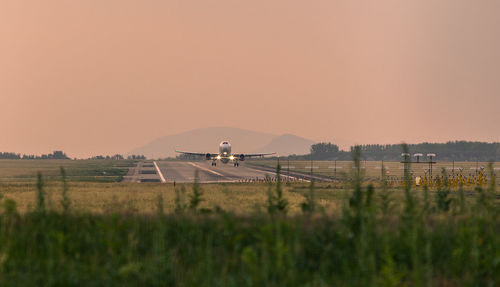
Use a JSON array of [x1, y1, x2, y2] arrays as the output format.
[[1, 0, 499, 157]]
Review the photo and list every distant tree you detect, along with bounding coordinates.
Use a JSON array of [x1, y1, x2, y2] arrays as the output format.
[[127, 155, 146, 160], [0, 152, 21, 159], [310, 142, 339, 160], [111, 154, 124, 160], [52, 151, 69, 159]]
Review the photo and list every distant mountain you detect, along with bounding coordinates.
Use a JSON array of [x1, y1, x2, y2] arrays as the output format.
[[128, 127, 315, 158], [252, 133, 316, 156], [129, 127, 276, 158]]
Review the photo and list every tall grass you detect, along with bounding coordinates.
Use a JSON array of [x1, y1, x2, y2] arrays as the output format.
[[0, 151, 498, 286], [36, 172, 45, 213], [266, 164, 288, 215], [188, 170, 203, 212], [60, 167, 71, 213]]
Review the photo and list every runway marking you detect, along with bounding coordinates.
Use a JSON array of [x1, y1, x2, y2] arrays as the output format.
[[153, 161, 166, 183], [246, 165, 306, 182], [187, 162, 225, 177]]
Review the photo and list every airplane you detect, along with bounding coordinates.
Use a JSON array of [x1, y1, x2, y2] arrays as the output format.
[[176, 141, 275, 167]]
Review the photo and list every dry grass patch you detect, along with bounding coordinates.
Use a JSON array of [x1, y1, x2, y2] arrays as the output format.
[[0, 181, 347, 215]]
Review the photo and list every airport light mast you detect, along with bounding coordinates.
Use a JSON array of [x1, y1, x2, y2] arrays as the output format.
[[400, 152, 437, 180], [427, 153, 436, 179]]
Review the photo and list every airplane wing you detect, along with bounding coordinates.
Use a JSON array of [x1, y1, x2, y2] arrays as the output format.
[[233, 152, 276, 158], [175, 150, 218, 158]]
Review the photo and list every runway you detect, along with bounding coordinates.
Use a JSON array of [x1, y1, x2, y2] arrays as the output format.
[[155, 161, 280, 183], [122, 161, 162, 183], [122, 160, 314, 183]]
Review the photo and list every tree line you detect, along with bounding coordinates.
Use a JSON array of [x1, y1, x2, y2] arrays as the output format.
[[0, 151, 146, 160], [0, 151, 69, 160], [287, 141, 500, 161], [89, 154, 146, 160]]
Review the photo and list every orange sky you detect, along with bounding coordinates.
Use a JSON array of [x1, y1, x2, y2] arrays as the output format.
[[1, 0, 499, 157]]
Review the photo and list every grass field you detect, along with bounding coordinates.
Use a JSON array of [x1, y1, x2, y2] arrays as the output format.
[[0, 181, 348, 215], [0, 159, 348, 215], [0, 157, 498, 285], [0, 179, 487, 216], [249, 159, 500, 180], [0, 158, 497, 215], [0, 159, 135, 182]]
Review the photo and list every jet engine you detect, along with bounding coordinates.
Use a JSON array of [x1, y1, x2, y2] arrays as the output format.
[[205, 153, 212, 160], [239, 154, 245, 161]]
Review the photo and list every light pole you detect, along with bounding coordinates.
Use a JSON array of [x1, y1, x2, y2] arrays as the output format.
[[427, 153, 436, 180], [310, 154, 313, 178], [287, 158, 290, 180], [401, 153, 410, 178], [334, 160, 337, 180], [381, 160, 384, 180]]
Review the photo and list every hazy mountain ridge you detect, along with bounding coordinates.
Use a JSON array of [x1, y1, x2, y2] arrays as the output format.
[[129, 127, 315, 158], [251, 133, 315, 156]]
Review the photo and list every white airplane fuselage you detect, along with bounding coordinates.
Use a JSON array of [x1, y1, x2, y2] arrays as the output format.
[[218, 141, 232, 164]]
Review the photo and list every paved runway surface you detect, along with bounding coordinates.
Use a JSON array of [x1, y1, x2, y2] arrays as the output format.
[[156, 161, 280, 183], [122, 161, 162, 183]]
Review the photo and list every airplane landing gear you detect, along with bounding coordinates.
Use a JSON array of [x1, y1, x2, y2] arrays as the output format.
[[234, 162, 239, 167], [211, 161, 217, 166]]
